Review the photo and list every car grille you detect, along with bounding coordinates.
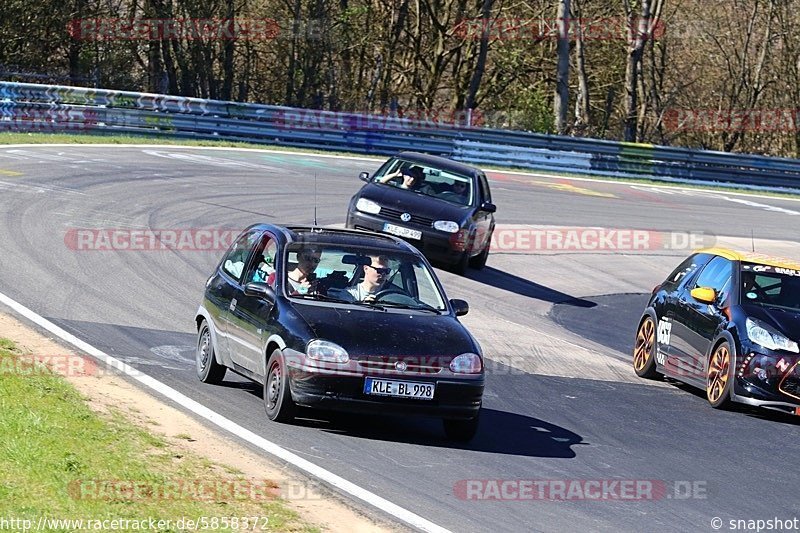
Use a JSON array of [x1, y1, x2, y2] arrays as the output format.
[[779, 362, 800, 400], [357, 356, 443, 374], [379, 207, 434, 227]]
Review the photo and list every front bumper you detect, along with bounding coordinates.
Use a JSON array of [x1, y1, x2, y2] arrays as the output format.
[[286, 359, 484, 420], [346, 210, 463, 265], [731, 348, 800, 414]]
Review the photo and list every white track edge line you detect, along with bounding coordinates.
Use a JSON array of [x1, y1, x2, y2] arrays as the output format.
[[0, 290, 450, 533]]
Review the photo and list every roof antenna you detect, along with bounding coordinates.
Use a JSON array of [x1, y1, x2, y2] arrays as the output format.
[[751, 229, 755, 252], [313, 172, 318, 228]]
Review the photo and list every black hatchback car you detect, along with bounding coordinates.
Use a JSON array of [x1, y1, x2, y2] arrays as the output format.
[[345, 152, 496, 274], [633, 247, 800, 415], [195, 224, 485, 440]]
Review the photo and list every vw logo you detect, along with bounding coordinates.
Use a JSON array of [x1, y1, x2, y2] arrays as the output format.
[[400, 213, 411, 222], [395, 361, 408, 371]]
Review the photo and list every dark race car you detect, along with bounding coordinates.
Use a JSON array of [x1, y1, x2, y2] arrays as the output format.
[[345, 151, 496, 274], [195, 224, 485, 441], [633, 247, 800, 415]]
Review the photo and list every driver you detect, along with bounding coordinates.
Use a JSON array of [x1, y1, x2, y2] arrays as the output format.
[[347, 255, 391, 301], [741, 270, 759, 301]]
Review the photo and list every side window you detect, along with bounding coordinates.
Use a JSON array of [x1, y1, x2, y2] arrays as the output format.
[[247, 234, 278, 285], [478, 174, 491, 203], [221, 230, 260, 282], [665, 253, 712, 287], [693, 256, 733, 302], [372, 158, 401, 181]]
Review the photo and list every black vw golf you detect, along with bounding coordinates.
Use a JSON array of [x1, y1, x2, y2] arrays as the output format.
[[345, 152, 496, 274], [195, 224, 485, 440], [633, 248, 800, 415]]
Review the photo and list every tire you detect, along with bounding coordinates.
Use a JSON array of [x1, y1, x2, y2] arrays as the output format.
[[196, 321, 226, 384], [468, 242, 489, 269], [633, 316, 660, 379], [451, 251, 470, 275], [264, 349, 297, 422], [706, 341, 733, 409], [443, 411, 480, 442]]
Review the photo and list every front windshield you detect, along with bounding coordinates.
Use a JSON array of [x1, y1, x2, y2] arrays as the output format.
[[740, 263, 800, 310], [372, 159, 473, 206], [283, 243, 447, 311]]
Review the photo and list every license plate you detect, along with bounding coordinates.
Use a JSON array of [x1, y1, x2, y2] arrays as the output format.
[[364, 378, 435, 400], [383, 223, 422, 240]]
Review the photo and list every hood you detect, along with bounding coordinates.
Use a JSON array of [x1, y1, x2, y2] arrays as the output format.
[[741, 303, 800, 341], [292, 302, 478, 357], [359, 183, 472, 224]]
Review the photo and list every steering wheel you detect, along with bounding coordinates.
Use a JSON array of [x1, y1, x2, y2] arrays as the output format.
[[371, 287, 409, 302]]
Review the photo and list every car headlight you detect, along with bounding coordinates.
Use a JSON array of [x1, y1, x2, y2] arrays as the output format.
[[450, 353, 483, 374], [746, 318, 799, 353], [433, 220, 460, 233], [355, 198, 381, 215], [306, 340, 350, 363]]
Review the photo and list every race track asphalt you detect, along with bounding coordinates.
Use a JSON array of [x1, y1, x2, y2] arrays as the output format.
[[1, 145, 799, 532]]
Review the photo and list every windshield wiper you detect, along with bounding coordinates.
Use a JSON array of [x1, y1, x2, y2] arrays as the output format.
[[347, 299, 386, 311], [374, 301, 442, 313]]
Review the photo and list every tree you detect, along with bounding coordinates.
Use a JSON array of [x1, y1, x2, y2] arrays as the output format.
[[622, 0, 663, 141], [553, 0, 570, 134]]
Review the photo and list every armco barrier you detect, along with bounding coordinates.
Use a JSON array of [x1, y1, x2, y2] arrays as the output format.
[[2, 81, 800, 190]]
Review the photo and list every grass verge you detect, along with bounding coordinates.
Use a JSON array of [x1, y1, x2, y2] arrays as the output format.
[[0, 338, 316, 532]]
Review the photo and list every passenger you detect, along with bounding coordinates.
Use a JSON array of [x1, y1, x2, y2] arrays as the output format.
[[284, 247, 322, 295], [347, 255, 391, 301], [451, 180, 469, 200]]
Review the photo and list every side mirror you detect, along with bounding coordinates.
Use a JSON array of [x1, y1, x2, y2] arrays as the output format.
[[244, 282, 275, 301], [480, 202, 497, 213], [359, 172, 370, 182], [690, 287, 716, 304], [450, 298, 469, 316]]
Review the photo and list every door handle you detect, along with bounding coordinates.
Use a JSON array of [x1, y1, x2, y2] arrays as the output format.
[[229, 298, 237, 312]]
